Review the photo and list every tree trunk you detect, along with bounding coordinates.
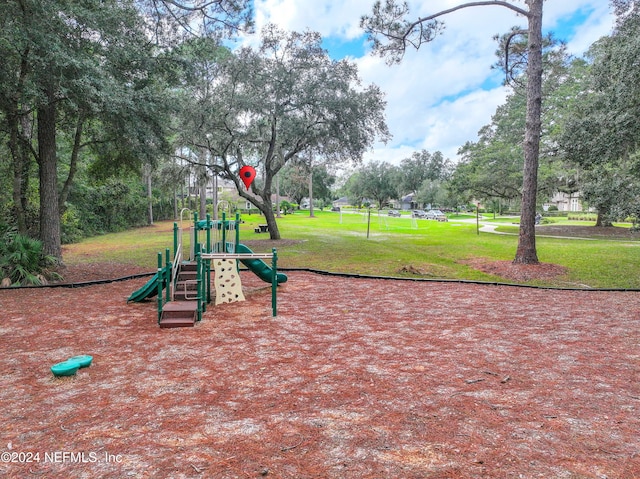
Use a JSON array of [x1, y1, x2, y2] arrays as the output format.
[[146, 167, 154, 225], [173, 187, 178, 220], [263, 205, 281, 240], [59, 114, 84, 212], [308, 171, 315, 218], [275, 173, 281, 218], [595, 211, 613, 227], [8, 51, 32, 235], [255, 184, 281, 240], [212, 175, 218, 221], [199, 174, 208, 219], [514, 0, 543, 265], [37, 88, 62, 262], [8, 112, 30, 235]]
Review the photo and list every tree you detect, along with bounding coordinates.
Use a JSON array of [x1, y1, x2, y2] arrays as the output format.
[[453, 134, 524, 206], [611, 0, 640, 18], [137, 0, 253, 42], [178, 26, 390, 239], [0, 0, 251, 261], [559, 9, 640, 226], [355, 161, 399, 209], [0, 0, 173, 260], [340, 172, 366, 208], [362, 0, 544, 264], [415, 179, 448, 208], [580, 163, 640, 227], [396, 149, 451, 196], [279, 161, 335, 211]]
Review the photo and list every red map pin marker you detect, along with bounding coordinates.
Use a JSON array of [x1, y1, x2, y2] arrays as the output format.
[[239, 165, 256, 189]]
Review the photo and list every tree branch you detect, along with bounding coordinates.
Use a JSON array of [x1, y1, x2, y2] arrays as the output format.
[[412, 1, 529, 27], [402, 1, 529, 46], [160, 0, 223, 13], [503, 29, 528, 83], [362, 0, 530, 63]]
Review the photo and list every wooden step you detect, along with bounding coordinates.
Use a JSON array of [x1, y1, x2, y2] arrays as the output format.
[[162, 301, 198, 316], [178, 271, 197, 281], [160, 301, 198, 328], [180, 262, 198, 272], [173, 280, 199, 301], [159, 317, 196, 328], [173, 291, 197, 301]]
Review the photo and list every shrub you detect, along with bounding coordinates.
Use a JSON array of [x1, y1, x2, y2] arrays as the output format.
[[60, 204, 84, 244], [0, 233, 61, 286], [280, 200, 293, 215], [568, 213, 597, 221]]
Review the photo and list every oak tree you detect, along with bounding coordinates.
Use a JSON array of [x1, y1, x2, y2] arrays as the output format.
[[178, 26, 390, 239]]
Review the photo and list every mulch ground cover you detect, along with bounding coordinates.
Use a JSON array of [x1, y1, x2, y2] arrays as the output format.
[[1, 266, 639, 478]]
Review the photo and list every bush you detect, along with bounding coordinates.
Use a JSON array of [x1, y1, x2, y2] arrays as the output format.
[[63, 178, 148, 242], [567, 213, 597, 221], [0, 233, 60, 286], [280, 200, 293, 214], [60, 204, 84, 244]]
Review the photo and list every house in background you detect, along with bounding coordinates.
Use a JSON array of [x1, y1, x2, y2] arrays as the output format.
[[331, 196, 380, 209], [546, 191, 585, 212], [332, 197, 351, 209], [390, 193, 426, 211], [400, 193, 419, 210]]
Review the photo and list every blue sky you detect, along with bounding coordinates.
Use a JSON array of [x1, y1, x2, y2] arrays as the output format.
[[244, 0, 616, 165]]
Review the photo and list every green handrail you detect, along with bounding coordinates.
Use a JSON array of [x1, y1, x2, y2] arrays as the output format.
[[165, 248, 171, 304], [206, 214, 212, 304]]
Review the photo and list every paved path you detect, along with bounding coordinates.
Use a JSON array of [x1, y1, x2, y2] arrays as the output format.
[[455, 218, 597, 240], [479, 222, 597, 240]]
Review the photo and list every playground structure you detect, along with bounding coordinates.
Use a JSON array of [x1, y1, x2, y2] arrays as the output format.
[[127, 212, 287, 328]]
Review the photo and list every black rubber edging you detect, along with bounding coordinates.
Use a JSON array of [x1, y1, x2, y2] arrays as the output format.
[[0, 272, 155, 290], [2, 268, 639, 293], [272, 267, 640, 292]]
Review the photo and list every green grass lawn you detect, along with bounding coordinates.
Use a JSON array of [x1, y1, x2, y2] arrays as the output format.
[[63, 210, 640, 289]]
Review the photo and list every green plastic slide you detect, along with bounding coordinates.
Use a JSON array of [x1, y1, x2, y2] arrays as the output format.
[[236, 244, 287, 284], [127, 273, 159, 302]]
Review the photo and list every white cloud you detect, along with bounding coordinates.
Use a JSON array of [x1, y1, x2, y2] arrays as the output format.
[[248, 0, 617, 165], [253, 0, 372, 39], [422, 87, 510, 156]]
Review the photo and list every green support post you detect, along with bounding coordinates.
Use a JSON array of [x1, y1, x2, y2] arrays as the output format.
[[206, 214, 211, 253], [157, 252, 163, 323], [235, 212, 241, 273], [193, 211, 199, 258], [235, 212, 241, 251], [221, 212, 227, 252], [271, 248, 278, 317], [165, 248, 171, 304], [173, 222, 178, 261]]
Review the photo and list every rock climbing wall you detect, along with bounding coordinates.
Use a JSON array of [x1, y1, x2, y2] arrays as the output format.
[[213, 258, 245, 305]]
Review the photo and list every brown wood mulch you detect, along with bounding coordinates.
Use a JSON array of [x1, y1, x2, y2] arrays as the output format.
[[1, 266, 639, 478]]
